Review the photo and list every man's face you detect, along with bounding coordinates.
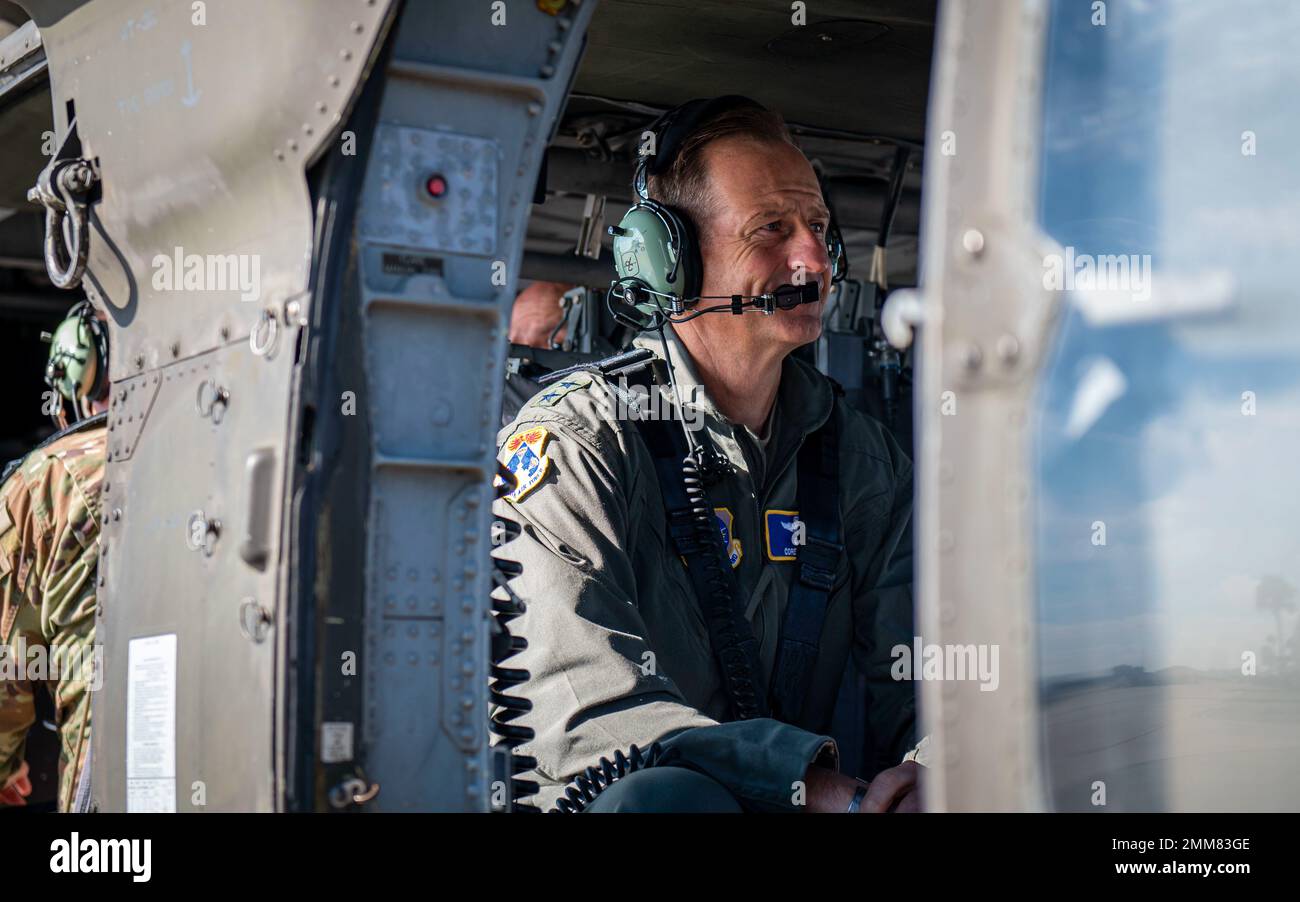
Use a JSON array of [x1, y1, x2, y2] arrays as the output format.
[[695, 136, 832, 353]]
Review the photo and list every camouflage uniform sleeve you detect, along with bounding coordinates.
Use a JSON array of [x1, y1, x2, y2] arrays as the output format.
[[0, 437, 102, 810], [495, 394, 835, 812], [0, 480, 36, 796], [845, 415, 919, 776]]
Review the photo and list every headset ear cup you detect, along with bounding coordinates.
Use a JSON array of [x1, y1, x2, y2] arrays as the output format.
[[827, 220, 847, 283], [67, 300, 109, 403]]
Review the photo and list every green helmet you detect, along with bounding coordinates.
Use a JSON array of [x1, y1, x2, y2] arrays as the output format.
[[43, 300, 108, 422]]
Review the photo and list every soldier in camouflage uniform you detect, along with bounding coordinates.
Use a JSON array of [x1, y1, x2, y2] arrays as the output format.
[[0, 301, 109, 811]]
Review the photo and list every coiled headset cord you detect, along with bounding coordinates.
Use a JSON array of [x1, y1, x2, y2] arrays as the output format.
[[490, 465, 540, 812], [678, 447, 766, 719], [656, 323, 767, 721], [550, 742, 678, 813]]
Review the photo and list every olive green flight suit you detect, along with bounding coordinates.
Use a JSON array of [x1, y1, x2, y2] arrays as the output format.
[[493, 328, 915, 811]]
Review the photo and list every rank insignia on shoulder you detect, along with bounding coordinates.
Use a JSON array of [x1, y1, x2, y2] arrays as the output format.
[[501, 426, 552, 503], [714, 507, 742, 568], [533, 375, 592, 408], [765, 509, 803, 561]]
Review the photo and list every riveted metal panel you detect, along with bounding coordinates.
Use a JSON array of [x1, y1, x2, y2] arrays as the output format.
[[24, 0, 392, 366], [96, 339, 294, 811], [346, 0, 596, 810], [358, 126, 500, 257], [366, 302, 498, 462], [17, 0, 398, 811]]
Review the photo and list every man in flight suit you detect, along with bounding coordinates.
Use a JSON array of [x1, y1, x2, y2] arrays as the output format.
[[494, 98, 923, 812]]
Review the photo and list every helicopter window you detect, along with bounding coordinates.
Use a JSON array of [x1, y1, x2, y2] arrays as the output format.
[[1031, 0, 1300, 811]]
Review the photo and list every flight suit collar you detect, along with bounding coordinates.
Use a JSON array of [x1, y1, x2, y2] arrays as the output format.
[[631, 327, 835, 461], [632, 327, 719, 422]]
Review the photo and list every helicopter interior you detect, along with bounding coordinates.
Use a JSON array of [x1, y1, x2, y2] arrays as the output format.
[[0, 0, 937, 788]]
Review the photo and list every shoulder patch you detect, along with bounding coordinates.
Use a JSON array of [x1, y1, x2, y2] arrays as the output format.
[[714, 507, 742, 568], [531, 375, 593, 409], [499, 426, 552, 503]]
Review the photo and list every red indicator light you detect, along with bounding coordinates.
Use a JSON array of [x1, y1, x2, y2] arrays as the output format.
[[425, 174, 448, 198]]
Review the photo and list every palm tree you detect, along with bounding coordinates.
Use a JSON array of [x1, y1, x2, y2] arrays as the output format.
[[1256, 575, 1298, 671]]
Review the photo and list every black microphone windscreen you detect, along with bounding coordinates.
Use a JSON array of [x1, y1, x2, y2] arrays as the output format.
[[772, 282, 820, 309]]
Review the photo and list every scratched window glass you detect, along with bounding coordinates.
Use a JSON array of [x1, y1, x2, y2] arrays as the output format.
[[1031, 0, 1300, 810]]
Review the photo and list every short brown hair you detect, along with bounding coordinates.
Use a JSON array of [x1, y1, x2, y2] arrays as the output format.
[[647, 105, 798, 236]]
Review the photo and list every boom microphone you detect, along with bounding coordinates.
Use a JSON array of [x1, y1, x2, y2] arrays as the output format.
[[769, 282, 820, 309], [610, 279, 823, 324]]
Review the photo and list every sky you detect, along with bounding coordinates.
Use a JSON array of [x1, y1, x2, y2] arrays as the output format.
[[1031, 0, 1300, 681]]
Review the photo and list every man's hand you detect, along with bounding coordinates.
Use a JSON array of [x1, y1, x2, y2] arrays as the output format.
[[803, 760, 923, 813], [0, 760, 32, 806], [863, 760, 922, 813]]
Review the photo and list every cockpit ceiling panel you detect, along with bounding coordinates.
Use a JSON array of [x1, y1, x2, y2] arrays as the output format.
[[575, 0, 935, 143]]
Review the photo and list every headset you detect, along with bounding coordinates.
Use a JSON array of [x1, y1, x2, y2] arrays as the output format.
[[42, 299, 109, 426], [606, 95, 847, 329]]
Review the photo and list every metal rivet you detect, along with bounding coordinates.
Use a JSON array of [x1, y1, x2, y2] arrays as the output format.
[[996, 334, 1020, 364]]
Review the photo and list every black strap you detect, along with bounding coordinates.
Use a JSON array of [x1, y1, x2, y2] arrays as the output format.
[[769, 401, 843, 723], [536, 347, 657, 386], [627, 367, 769, 721]]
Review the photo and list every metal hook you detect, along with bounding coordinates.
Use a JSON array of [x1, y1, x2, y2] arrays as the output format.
[[249, 309, 279, 357], [28, 158, 98, 290], [328, 776, 380, 809]]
